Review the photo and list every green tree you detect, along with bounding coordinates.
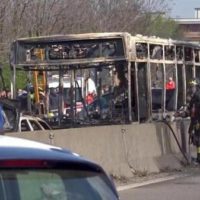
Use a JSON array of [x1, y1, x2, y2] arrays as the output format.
[[142, 14, 182, 39], [2, 64, 27, 91], [0, 0, 181, 91]]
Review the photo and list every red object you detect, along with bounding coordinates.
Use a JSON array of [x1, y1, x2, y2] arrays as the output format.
[[0, 160, 49, 168], [86, 93, 94, 104], [166, 80, 175, 90]]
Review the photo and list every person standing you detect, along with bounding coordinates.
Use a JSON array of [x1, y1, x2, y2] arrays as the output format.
[[166, 77, 176, 90], [187, 78, 200, 163], [165, 77, 176, 111]]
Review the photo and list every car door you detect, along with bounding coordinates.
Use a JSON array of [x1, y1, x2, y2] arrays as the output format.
[[20, 119, 31, 132], [37, 120, 51, 130]]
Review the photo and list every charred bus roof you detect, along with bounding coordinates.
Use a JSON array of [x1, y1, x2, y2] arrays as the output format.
[[132, 34, 200, 47], [11, 32, 130, 70], [14, 32, 131, 42]]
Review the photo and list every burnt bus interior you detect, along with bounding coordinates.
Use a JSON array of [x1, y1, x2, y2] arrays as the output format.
[[10, 33, 200, 128], [133, 36, 200, 121], [10, 34, 134, 127]]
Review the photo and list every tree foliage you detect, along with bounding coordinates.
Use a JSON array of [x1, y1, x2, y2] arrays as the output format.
[[141, 15, 182, 39], [0, 0, 179, 88]]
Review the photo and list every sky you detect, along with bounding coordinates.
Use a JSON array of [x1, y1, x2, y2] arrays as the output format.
[[169, 0, 200, 18]]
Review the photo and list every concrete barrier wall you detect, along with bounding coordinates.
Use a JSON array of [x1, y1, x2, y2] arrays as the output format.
[[6, 120, 190, 178]]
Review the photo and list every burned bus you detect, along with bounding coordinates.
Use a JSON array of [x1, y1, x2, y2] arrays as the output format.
[[10, 33, 132, 126], [9, 32, 200, 127], [131, 35, 200, 121]]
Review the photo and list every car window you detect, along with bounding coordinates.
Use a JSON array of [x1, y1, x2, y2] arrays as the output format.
[[29, 120, 42, 131], [21, 120, 31, 132], [38, 120, 51, 130], [0, 169, 118, 200]]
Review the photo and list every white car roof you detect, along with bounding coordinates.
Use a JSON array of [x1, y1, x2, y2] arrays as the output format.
[[20, 115, 51, 124], [20, 115, 43, 120]]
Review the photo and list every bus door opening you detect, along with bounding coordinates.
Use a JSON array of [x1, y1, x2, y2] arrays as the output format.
[[151, 63, 164, 113], [137, 62, 148, 122]]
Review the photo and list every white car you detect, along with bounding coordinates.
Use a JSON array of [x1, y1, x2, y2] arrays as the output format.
[[19, 115, 52, 132], [0, 99, 51, 133]]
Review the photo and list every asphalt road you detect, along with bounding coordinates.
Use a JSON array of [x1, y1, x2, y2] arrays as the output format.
[[119, 170, 200, 200]]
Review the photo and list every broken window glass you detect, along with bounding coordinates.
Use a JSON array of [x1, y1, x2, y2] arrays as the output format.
[[184, 47, 193, 62], [16, 38, 125, 64], [150, 44, 163, 60], [176, 46, 183, 60], [196, 66, 200, 79], [136, 43, 148, 59], [164, 45, 175, 60], [194, 49, 200, 63]]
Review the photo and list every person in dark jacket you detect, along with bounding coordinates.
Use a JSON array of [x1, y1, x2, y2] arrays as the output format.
[[49, 88, 59, 111], [187, 78, 200, 163]]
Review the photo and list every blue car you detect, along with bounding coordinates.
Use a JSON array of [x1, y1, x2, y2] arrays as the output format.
[[0, 136, 119, 199]]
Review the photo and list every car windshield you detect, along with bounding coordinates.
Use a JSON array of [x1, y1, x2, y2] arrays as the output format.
[[0, 169, 117, 200]]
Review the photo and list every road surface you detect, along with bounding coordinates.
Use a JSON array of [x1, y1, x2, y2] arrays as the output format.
[[119, 169, 200, 200]]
